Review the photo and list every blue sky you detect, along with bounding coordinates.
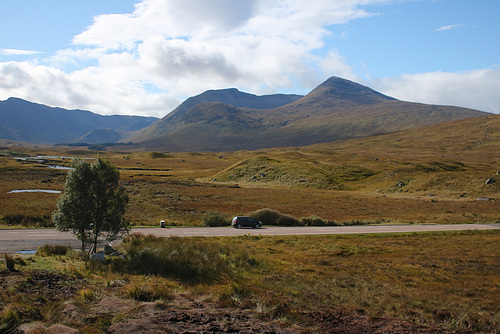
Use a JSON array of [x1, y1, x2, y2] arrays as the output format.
[[0, 0, 498, 117]]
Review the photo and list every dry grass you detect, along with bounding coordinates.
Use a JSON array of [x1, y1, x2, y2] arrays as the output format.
[[212, 230, 500, 331], [2, 230, 498, 332], [1, 115, 499, 227]]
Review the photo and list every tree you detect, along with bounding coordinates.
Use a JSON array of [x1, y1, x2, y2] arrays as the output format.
[[53, 158, 129, 254]]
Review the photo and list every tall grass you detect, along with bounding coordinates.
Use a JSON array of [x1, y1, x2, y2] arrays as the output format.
[[110, 234, 260, 283]]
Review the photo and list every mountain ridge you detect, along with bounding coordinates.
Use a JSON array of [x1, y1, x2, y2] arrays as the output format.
[[132, 76, 489, 152], [0, 97, 159, 144]]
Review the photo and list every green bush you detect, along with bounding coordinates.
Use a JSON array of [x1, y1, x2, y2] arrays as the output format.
[[247, 208, 301, 226], [202, 211, 230, 227], [112, 234, 259, 283]]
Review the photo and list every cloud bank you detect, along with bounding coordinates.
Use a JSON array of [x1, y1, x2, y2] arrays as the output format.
[[0, 0, 498, 116], [371, 66, 500, 114]]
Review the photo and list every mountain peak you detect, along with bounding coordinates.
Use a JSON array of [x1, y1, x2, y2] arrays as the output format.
[[307, 76, 396, 105]]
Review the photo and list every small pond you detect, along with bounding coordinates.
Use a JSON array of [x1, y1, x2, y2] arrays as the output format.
[[7, 189, 62, 194]]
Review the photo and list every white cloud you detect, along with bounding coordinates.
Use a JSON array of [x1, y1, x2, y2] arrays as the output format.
[[0, 48, 44, 56], [370, 66, 500, 114], [435, 24, 464, 32], [0, 0, 497, 118]]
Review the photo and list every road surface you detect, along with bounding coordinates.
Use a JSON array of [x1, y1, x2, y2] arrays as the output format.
[[1, 224, 499, 254]]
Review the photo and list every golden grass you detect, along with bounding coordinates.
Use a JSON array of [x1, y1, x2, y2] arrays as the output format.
[[2, 230, 498, 332], [1, 115, 499, 227]]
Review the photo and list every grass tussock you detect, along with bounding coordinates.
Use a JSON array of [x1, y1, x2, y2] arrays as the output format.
[[36, 244, 71, 256], [108, 234, 260, 283]]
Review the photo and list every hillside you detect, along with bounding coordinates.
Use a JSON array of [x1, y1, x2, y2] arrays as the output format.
[[133, 88, 302, 139], [132, 77, 489, 152], [0, 98, 158, 144], [214, 114, 500, 198]]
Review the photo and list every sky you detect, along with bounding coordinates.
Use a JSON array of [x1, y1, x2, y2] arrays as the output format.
[[0, 0, 499, 117]]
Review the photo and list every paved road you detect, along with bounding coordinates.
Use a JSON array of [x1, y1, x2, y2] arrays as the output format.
[[1, 224, 499, 254]]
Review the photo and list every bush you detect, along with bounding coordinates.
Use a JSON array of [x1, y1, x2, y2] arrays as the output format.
[[202, 211, 230, 227], [300, 215, 339, 226], [247, 208, 301, 226]]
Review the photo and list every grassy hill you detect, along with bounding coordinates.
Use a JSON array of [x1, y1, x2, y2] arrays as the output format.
[[132, 77, 489, 152], [0, 114, 498, 226], [213, 114, 500, 198]]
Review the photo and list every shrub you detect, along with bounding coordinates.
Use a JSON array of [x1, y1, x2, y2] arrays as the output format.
[[202, 211, 230, 227], [247, 208, 301, 226], [300, 215, 339, 226]]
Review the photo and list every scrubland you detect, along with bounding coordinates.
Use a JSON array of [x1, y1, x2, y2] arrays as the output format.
[[1, 115, 499, 227], [0, 115, 499, 332], [1, 231, 499, 332]]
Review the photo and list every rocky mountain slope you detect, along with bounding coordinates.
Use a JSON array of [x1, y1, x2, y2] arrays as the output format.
[[132, 76, 490, 152]]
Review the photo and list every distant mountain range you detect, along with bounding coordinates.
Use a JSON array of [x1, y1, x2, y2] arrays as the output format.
[[131, 77, 490, 152], [0, 98, 159, 144], [0, 77, 491, 151]]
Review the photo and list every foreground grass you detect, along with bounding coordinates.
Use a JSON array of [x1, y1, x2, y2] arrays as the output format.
[[1, 230, 499, 332]]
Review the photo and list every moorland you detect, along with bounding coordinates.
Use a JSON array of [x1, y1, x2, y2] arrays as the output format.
[[1, 77, 499, 332], [1, 113, 498, 227]]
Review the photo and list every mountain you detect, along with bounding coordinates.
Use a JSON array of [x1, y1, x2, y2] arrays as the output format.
[[134, 88, 303, 139], [0, 98, 159, 144], [72, 128, 123, 144], [131, 76, 490, 152]]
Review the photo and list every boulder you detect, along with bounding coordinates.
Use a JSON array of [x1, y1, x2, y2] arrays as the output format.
[[90, 251, 105, 262], [104, 244, 117, 255], [485, 178, 495, 185]]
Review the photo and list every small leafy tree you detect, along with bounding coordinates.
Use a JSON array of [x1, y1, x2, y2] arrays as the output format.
[[53, 158, 129, 254]]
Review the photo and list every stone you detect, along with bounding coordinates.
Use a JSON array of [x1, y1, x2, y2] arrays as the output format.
[[485, 178, 495, 185], [104, 244, 117, 255], [90, 251, 105, 262]]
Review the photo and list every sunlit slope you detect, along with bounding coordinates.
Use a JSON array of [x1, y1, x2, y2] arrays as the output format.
[[213, 114, 500, 198], [133, 77, 488, 152]]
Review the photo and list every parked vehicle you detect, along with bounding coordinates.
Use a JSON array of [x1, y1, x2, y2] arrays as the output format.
[[231, 216, 262, 229]]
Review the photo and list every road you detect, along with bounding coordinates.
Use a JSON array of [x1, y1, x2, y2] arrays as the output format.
[[1, 224, 499, 254]]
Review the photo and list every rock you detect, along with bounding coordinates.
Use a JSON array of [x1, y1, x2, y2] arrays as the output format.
[[104, 244, 117, 255], [476, 197, 493, 201], [90, 251, 105, 262], [485, 178, 495, 185]]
